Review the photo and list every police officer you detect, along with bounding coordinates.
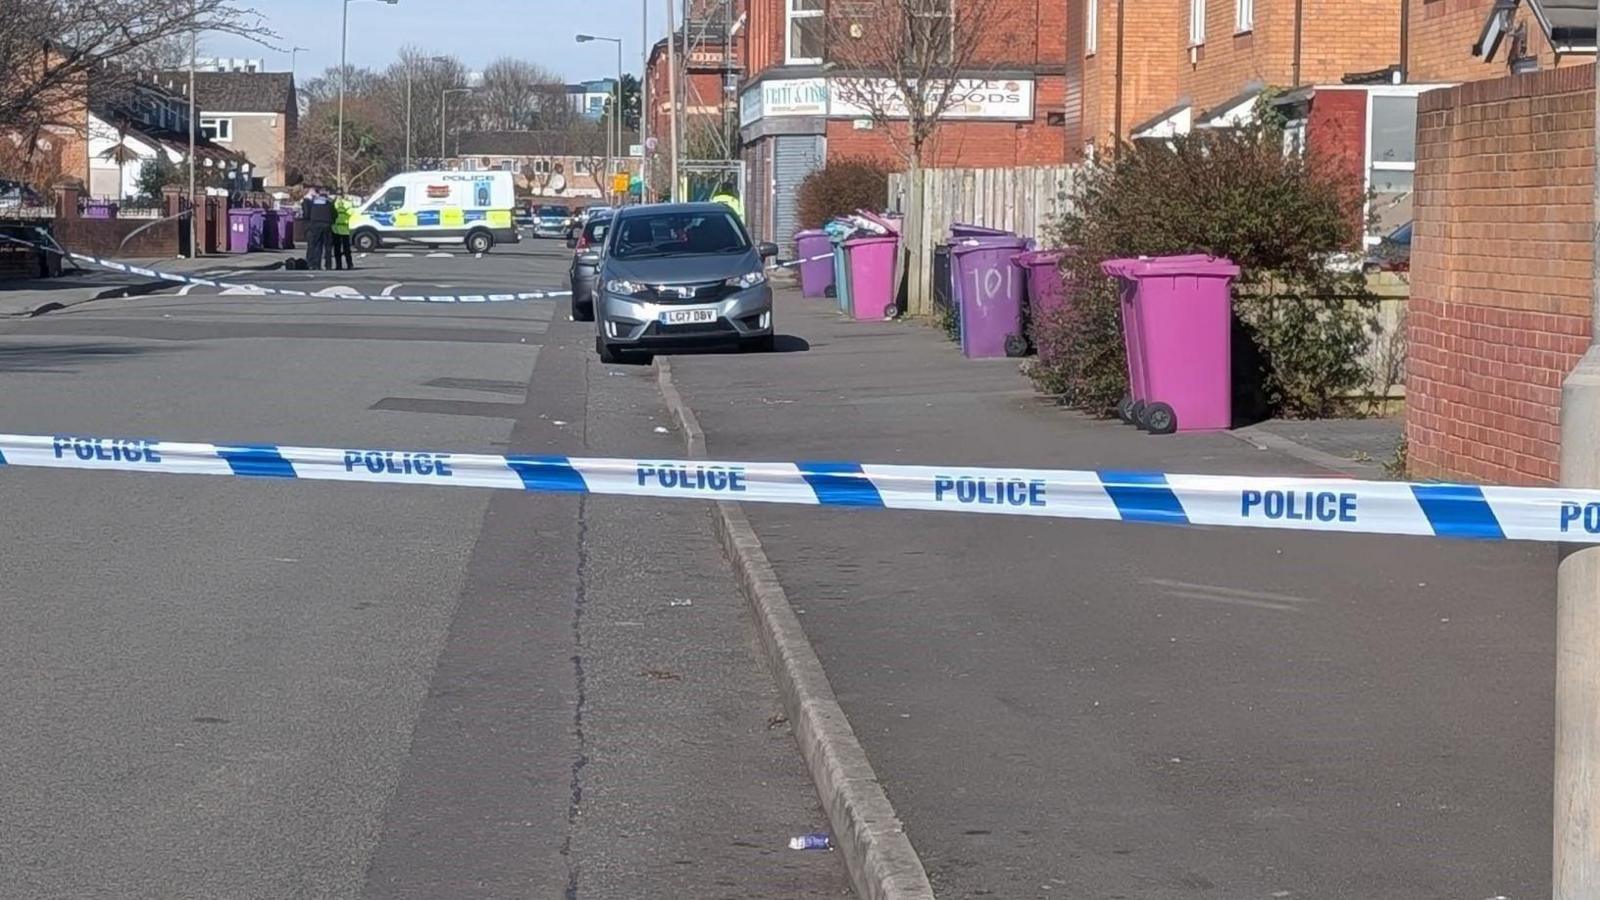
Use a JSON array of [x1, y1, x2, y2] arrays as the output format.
[[710, 182, 743, 220], [331, 189, 355, 271], [300, 186, 335, 270]]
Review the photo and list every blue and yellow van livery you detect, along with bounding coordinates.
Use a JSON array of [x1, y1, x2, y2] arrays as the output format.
[[349, 171, 520, 254]]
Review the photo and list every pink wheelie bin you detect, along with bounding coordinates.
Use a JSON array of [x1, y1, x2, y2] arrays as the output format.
[[844, 235, 899, 320], [1100, 255, 1240, 434]]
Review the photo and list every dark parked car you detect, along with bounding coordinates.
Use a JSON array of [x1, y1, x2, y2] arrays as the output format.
[[593, 203, 778, 363], [566, 211, 613, 322], [1365, 220, 1412, 273]]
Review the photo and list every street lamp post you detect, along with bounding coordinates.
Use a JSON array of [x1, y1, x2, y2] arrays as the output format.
[[289, 45, 308, 85], [338, 0, 398, 188], [441, 87, 471, 163], [640, 0, 649, 202], [576, 34, 623, 204]]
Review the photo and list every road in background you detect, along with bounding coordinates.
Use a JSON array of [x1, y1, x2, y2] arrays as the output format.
[[0, 241, 847, 898]]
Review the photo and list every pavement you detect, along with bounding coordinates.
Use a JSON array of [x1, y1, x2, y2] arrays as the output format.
[[0, 251, 297, 317], [0, 242, 848, 898], [663, 289, 1554, 899], [1234, 417, 1406, 478]]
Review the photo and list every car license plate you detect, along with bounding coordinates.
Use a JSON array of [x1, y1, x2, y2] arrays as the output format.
[[659, 308, 718, 325]]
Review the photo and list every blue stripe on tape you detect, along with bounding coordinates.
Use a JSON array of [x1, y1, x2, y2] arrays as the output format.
[[1098, 470, 1190, 525], [1410, 484, 1506, 540], [217, 444, 297, 479], [798, 461, 884, 507], [0, 446, 7, 465], [505, 455, 589, 493]]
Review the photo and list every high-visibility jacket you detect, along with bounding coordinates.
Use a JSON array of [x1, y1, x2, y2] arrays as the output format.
[[332, 198, 353, 236], [711, 192, 743, 220]]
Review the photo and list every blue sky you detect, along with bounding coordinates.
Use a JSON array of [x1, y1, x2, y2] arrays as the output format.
[[207, 0, 667, 83]]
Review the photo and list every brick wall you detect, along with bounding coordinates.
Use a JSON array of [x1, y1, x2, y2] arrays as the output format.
[[825, 75, 1068, 169], [1073, 0, 1185, 156], [1179, 0, 1401, 115], [1304, 87, 1367, 237], [746, 0, 783, 80], [1408, 0, 1595, 84], [55, 216, 180, 257], [1405, 64, 1594, 485]]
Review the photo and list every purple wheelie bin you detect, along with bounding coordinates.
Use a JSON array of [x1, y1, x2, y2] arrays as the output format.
[[951, 235, 1030, 357], [794, 229, 834, 299], [247, 208, 265, 250], [1100, 255, 1240, 435], [844, 235, 899, 320], [275, 207, 296, 250], [226, 207, 255, 253]]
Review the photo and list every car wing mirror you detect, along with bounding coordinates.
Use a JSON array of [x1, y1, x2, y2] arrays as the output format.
[[758, 242, 779, 259]]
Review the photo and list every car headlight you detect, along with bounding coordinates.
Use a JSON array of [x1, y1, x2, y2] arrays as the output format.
[[728, 270, 767, 290], [605, 279, 647, 295]]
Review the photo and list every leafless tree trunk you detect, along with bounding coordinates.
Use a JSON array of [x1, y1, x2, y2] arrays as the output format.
[[826, 0, 1013, 316]]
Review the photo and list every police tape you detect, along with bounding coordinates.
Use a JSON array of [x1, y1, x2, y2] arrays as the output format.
[[9, 431, 1600, 544], [772, 252, 834, 270], [0, 233, 571, 302]]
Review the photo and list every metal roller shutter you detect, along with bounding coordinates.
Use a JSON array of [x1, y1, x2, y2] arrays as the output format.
[[771, 135, 824, 255]]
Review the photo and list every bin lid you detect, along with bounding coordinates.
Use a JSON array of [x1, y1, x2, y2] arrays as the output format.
[[1100, 254, 1240, 279], [1014, 248, 1069, 267], [843, 235, 899, 247], [950, 236, 1029, 255], [795, 229, 827, 239]]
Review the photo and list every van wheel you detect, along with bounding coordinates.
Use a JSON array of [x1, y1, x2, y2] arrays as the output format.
[[352, 230, 380, 253], [465, 230, 494, 254]]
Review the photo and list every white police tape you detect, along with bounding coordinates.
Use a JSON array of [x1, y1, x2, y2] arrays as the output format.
[[7, 431, 1600, 543], [0, 233, 571, 302], [772, 252, 833, 270]]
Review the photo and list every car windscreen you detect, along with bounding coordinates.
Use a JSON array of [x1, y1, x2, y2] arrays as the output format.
[[609, 211, 749, 260], [538, 206, 570, 217]]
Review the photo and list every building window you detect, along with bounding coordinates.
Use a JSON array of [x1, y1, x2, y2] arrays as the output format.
[[574, 159, 590, 175], [907, 0, 955, 64], [786, 0, 824, 65], [534, 158, 553, 174], [464, 157, 479, 171], [1236, 0, 1253, 32], [500, 159, 515, 171], [1086, 0, 1098, 55], [200, 118, 231, 142], [1189, 0, 1206, 45], [1368, 93, 1418, 241]]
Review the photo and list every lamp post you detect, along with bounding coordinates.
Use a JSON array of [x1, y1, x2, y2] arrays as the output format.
[[640, 0, 649, 203], [338, 0, 398, 188], [665, 0, 679, 202], [441, 87, 471, 163], [576, 34, 623, 204], [406, 56, 450, 171], [289, 46, 308, 85]]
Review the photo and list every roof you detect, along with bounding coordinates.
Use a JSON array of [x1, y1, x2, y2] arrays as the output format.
[[1129, 102, 1192, 139], [1195, 84, 1264, 127], [159, 71, 296, 114], [454, 130, 641, 158]]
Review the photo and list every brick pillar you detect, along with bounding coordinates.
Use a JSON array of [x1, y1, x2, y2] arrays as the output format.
[[52, 179, 83, 220]]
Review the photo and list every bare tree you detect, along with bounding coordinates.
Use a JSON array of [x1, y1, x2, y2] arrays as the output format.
[[0, 0, 274, 140], [825, 0, 1014, 314], [369, 50, 469, 166], [474, 57, 562, 131]]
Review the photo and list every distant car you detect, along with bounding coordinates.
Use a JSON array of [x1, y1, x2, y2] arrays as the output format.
[[593, 202, 779, 363], [532, 204, 572, 238], [0, 179, 45, 211], [567, 211, 613, 322], [513, 209, 535, 231], [1365, 220, 1412, 273]]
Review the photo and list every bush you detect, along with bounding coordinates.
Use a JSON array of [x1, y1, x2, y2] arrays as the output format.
[[795, 158, 890, 231], [1028, 113, 1378, 418]]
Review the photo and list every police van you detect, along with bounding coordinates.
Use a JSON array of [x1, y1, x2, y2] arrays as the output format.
[[348, 170, 520, 254]]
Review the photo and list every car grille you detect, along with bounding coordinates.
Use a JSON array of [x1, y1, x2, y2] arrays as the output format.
[[639, 281, 734, 305], [646, 319, 735, 336]]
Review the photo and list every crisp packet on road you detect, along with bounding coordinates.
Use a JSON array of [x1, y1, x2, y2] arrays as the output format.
[[788, 833, 832, 851]]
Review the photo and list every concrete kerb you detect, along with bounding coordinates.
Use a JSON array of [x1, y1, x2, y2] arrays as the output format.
[[655, 357, 936, 900]]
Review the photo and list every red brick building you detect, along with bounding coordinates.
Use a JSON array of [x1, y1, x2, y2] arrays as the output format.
[[737, 0, 1069, 249], [644, 0, 744, 198], [1402, 0, 1597, 485]]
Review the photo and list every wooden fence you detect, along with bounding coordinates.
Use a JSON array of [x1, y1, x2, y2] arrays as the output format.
[[888, 165, 1080, 316]]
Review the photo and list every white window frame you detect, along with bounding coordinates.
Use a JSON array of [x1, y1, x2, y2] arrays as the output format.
[[1363, 85, 1432, 245], [1189, 0, 1206, 46], [1086, 0, 1099, 55], [464, 157, 479, 171], [200, 117, 232, 142], [785, 0, 824, 65], [499, 159, 515, 171], [1236, 0, 1253, 32]]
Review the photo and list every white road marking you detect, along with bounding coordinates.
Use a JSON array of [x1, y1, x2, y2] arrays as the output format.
[[177, 282, 199, 296], [386, 252, 414, 258], [380, 283, 402, 296], [474, 252, 484, 259], [220, 284, 272, 296], [313, 285, 361, 297], [426, 252, 452, 258]]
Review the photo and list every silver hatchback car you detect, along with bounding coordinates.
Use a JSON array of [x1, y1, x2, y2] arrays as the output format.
[[594, 203, 777, 363]]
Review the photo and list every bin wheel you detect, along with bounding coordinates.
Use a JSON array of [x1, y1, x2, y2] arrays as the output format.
[[1004, 333, 1029, 358], [1117, 392, 1136, 423], [1143, 402, 1177, 435], [824, 285, 836, 299], [883, 303, 899, 320], [1129, 400, 1147, 428]]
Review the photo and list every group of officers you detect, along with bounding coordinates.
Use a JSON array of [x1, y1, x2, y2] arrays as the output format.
[[300, 187, 356, 271]]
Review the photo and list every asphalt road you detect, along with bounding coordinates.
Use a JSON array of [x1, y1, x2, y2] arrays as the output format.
[[0, 240, 848, 899], [667, 300, 1555, 900]]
